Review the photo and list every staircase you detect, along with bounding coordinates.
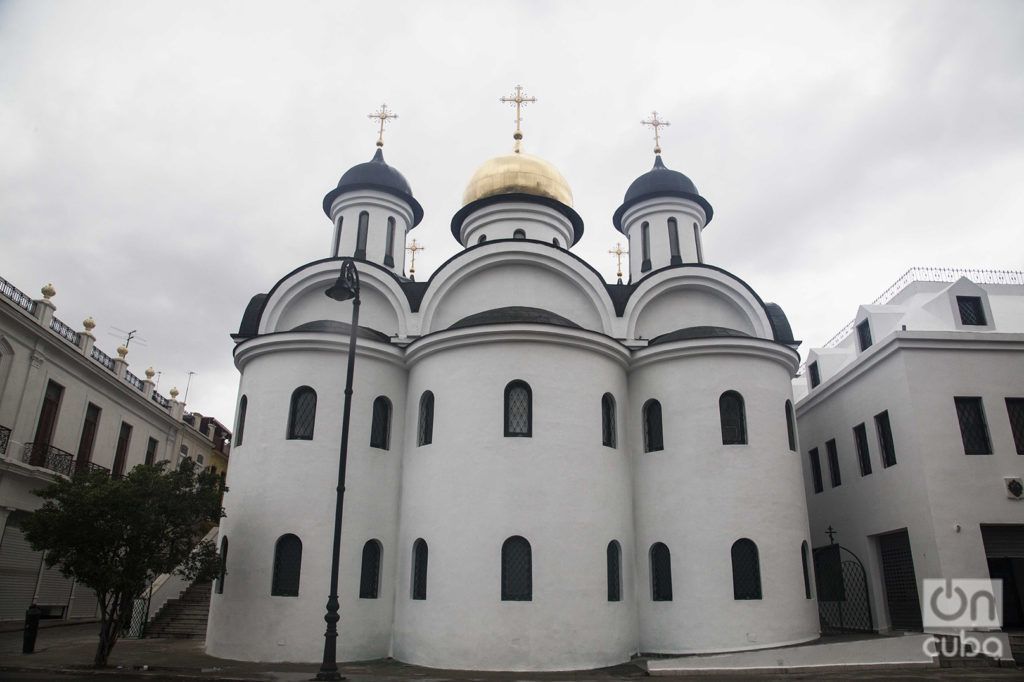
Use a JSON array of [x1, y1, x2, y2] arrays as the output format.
[[1009, 633, 1024, 664], [146, 581, 211, 639]]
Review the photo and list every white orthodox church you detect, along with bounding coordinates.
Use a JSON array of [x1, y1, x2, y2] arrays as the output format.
[[206, 101, 820, 670]]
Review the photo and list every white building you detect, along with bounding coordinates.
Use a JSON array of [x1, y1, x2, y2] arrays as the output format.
[[794, 269, 1024, 637], [206, 135, 821, 671], [0, 275, 229, 622]]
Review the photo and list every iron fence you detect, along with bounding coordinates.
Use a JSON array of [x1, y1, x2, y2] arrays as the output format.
[[91, 346, 116, 371], [125, 371, 145, 392], [49, 316, 81, 346], [22, 442, 76, 476], [0, 275, 36, 314], [0, 425, 10, 455], [152, 391, 171, 409]]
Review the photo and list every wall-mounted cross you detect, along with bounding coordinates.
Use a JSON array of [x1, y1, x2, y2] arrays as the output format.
[[406, 239, 425, 278], [500, 84, 537, 153], [609, 242, 628, 280], [368, 104, 398, 148], [825, 525, 838, 545], [641, 110, 671, 155]]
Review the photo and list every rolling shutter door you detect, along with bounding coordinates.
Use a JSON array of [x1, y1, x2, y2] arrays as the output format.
[[36, 559, 74, 612], [0, 521, 42, 621], [982, 525, 1024, 558]]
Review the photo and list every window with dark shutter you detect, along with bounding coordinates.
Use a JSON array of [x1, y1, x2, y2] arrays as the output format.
[[412, 538, 428, 600], [384, 217, 396, 267], [145, 437, 158, 466], [287, 387, 316, 440], [856, 319, 872, 351], [668, 217, 681, 265], [607, 540, 622, 602], [954, 397, 992, 455], [501, 536, 532, 601], [512, 228, 526, 240], [643, 399, 663, 452], [853, 423, 872, 476], [504, 381, 532, 437], [801, 541, 812, 599], [875, 410, 897, 467], [640, 222, 651, 272], [650, 542, 672, 601], [216, 536, 228, 595], [731, 538, 762, 600], [720, 391, 747, 444], [785, 400, 797, 452], [77, 403, 101, 467], [809, 447, 823, 493], [601, 393, 616, 448], [271, 534, 302, 596], [418, 391, 434, 446], [1007, 398, 1024, 455], [826, 438, 842, 487], [235, 395, 247, 446], [370, 396, 392, 449], [359, 540, 382, 599], [808, 362, 821, 388], [112, 422, 132, 478], [957, 296, 987, 326], [355, 211, 369, 259]]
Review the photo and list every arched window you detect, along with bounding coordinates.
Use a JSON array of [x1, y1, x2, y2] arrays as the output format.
[[411, 538, 428, 600], [640, 221, 651, 272], [333, 216, 343, 258], [477, 234, 487, 244], [359, 540, 382, 599], [607, 540, 622, 602], [501, 536, 532, 601], [668, 217, 681, 264], [693, 221, 704, 263], [731, 538, 762, 600], [512, 228, 526, 240], [720, 391, 747, 444], [601, 393, 616, 448], [643, 399, 663, 452], [552, 238, 560, 247], [650, 542, 672, 601], [801, 541, 812, 599], [234, 395, 247, 446], [287, 387, 316, 440], [215, 536, 228, 595], [271, 534, 302, 596], [370, 396, 392, 449], [504, 381, 532, 437], [785, 400, 796, 451], [417, 391, 434, 446], [384, 217, 396, 267], [355, 211, 369, 259]]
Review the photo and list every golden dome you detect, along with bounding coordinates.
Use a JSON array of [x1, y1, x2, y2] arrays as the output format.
[[462, 152, 573, 207]]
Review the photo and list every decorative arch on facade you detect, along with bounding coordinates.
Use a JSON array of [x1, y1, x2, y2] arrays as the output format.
[[287, 387, 316, 440], [271, 534, 302, 596], [359, 539, 382, 599], [650, 542, 672, 601], [607, 540, 622, 602], [504, 381, 532, 437], [601, 393, 616, 448], [731, 538, 762, 600], [501, 536, 532, 601], [719, 391, 747, 445], [417, 391, 434, 446], [412, 538, 428, 600], [643, 399, 663, 452], [370, 396, 392, 450]]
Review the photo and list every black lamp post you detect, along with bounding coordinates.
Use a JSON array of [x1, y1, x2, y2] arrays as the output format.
[[316, 258, 361, 681]]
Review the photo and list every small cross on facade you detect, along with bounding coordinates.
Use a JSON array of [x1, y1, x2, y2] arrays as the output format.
[[406, 239, 425, 279], [825, 525, 838, 545], [368, 104, 398, 148], [641, 110, 671, 155], [500, 84, 537, 153], [609, 242, 628, 281]]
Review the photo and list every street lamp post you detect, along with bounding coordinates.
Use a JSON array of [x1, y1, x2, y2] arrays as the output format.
[[316, 258, 361, 681]]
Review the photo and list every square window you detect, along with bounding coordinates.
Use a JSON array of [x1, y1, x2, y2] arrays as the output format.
[[954, 397, 992, 455], [957, 296, 987, 326]]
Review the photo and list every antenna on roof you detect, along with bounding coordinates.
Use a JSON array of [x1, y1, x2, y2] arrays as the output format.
[[184, 371, 197, 404], [108, 327, 148, 348]]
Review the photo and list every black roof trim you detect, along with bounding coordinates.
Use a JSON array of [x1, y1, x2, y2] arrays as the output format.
[[763, 302, 796, 345], [449, 306, 582, 331], [450, 193, 584, 246], [288, 319, 392, 343], [236, 293, 268, 338], [648, 326, 752, 346], [612, 189, 714, 233]]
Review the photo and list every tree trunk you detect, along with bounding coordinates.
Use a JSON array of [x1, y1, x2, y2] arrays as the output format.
[[92, 591, 127, 667]]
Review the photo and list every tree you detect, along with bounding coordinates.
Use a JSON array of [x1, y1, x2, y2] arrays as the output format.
[[21, 460, 224, 667]]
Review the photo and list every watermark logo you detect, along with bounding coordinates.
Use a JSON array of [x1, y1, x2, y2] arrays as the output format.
[[922, 578, 1002, 628]]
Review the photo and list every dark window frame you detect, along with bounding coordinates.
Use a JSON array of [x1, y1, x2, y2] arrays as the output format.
[[650, 542, 672, 601], [355, 211, 369, 259], [875, 410, 897, 467], [720, 391, 748, 445], [640, 221, 652, 272], [601, 393, 617, 448], [235, 395, 247, 446], [501, 536, 532, 601], [954, 396, 993, 455], [956, 295, 987, 326], [785, 400, 797, 451], [607, 540, 622, 602], [856, 319, 873, 351], [412, 538, 428, 600], [1007, 398, 1024, 455], [77, 402, 102, 466], [808, 361, 821, 388], [667, 217, 681, 265], [853, 422, 872, 476], [216, 536, 228, 594], [370, 396, 392, 450], [417, 391, 434, 446], [359, 540, 382, 599], [731, 538, 762, 600], [144, 437, 158, 466], [271, 534, 302, 597], [287, 386, 317, 440], [801, 541, 812, 599], [112, 421, 132, 478], [643, 399, 664, 452], [512, 228, 526, 240], [809, 447, 824, 493], [384, 217, 396, 267], [826, 438, 842, 487], [504, 380, 532, 437]]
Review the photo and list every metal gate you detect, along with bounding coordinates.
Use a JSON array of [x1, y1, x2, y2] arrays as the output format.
[[813, 544, 873, 633], [878, 529, 922, 631]]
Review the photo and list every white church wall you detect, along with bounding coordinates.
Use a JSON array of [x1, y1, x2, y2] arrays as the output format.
[[630, 345, 818, 653], [207, 339, 407, 662], [621, 197, 706, 279], [457, 201, 575, 248], [327, 190, 413, 276], [392, 330, 636, 671]]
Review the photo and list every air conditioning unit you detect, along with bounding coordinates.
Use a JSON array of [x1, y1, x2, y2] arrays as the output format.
[[1006, 477, 1023, 500]]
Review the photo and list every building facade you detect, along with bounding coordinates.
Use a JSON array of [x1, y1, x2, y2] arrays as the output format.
[[0, 275, 230, 622], [795, 270, 1024, 635], [207, 137, 819, 670]]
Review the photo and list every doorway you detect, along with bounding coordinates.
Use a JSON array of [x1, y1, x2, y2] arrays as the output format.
[[877, 529, 922, 631], [982, 524, 1024, 630]]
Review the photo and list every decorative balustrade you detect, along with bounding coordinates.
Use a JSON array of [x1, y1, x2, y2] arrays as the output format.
[[22, 442, 76, 476], [74, 459, 110, 476], [0, 276, 35, 314], [91, 346, 116, 371], [152, 391, 171, 409], [49, 315, 81, 346], [125, 371, 145, 392], [0, 425, 10, 456]]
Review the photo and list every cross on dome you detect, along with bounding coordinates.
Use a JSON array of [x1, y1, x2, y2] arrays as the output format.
[[641, 110, 670, 155], [500, 84, 537, 153], [368, 104, 398, 148]]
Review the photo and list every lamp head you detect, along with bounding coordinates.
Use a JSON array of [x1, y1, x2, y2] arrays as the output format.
[[325, 259, 360, 302]]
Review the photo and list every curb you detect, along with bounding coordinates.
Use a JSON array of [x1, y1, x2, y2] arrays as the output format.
[[0, 664, 261, 681]]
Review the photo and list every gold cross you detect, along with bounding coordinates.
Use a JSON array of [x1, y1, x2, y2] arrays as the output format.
[[406, 238, 425, 277], [368, 104, 398, 148], [609, 242, 628, 279], [500, 84, 537, 153], [641, 110, 670, 155]]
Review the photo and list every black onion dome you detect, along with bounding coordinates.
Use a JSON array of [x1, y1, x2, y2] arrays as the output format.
[[449, 306, 582, 331], [322, 148, 424, 226], [613, 155, 713, 233]]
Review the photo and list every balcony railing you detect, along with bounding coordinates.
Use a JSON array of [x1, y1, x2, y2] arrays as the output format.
[[49, 315, 81, 346], [0, 425, 10, 456], [125, 371, 145, 392], [91, 346, 116, 371], [152, 391, 171, 409], [0, 276, 35, 314], [21, 442, 110, 477]]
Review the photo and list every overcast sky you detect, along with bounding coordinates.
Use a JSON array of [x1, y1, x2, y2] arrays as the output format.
[[2, 0, 1022, 425]]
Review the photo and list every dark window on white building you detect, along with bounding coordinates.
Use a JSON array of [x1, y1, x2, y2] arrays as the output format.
[[384, 217, 396, 267], [271, 534, 302, 596], [77, 402, 101, 466], [785, 400, 797, 451], [720, 391, 747, 444], [370, 397, 392, 450], [731, 538, 762, 600], [826, 438, 841, 487], [801, 541, 812, 599], [359, 540, 382, 599], [607, 540, 622, 602], [955, 397, 992, 455], [216, 536, 228, 595], [856, 319, 872, 351], [512, 228, 526, 240], [601, 393, 616, 448], [355, 211, 369, 259], [145, 437, 158, 466], [809, 447, 823, 493], [332, 217, 343, 257], [417, 391, 434, 446], [643, 399, 663, 452], [650, 542, 672, 601], [412, 538, 428, 600], [875, 410, 897, 467], [640, 222, 651, 272], [667, 217, 681, 265], [1007, 398, 1024, 455], [287, 387, 316, 440], [235, 395, 247, 446], [504, 381, 532, 437], [112, 421, 132, 478], [853, 423, 872, 476], [808, 361, 821, 388], [501, 536, 532, 601], [957, 296, 987, 326]]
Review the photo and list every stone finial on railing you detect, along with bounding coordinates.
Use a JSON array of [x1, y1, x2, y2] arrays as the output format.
[[145, 366, 155, 380], [168, 386, 185, 419], [142, 366, 157, 395], [78, 316, 97, 355], [41, 283, 55, 300], [169, 387, 180, 400], [112, 344, 129, 379], [32, 282, 57, 327]]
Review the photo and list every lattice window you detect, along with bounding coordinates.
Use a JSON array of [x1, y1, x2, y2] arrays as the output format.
[[504, 381, 532, 437], [801, 541, 811, 599], [954, 397, 992, 455], [412, 539, 428, 600], [607, 540, 622, 602], [856, 319, 873, 351], [643, 400, 663, 452], [731, 538, 762, 600], [271, 534, 302, 596], [720, 391, 747, 444], [216, 537, 228, 595], [957, 296, 987, 326], [235, 395, 247, 446], [809, 448, 823, 493], [785, 400, 796, 451], [826, 439, 842, 487], [875, 410, 897, 467], [650, 542, 672, 601], [1007, 398, 1024, 455], [853, 423, 872, 476], [359, 540, 381, 599], [370, 396, 391, 449], [355, 211, 369, 258], [601, 393, 616, 448], [418, 391, 434, 446], [512, 228, 526, 239], [287, 387, 316, 440], [501, 536, 532, 601]]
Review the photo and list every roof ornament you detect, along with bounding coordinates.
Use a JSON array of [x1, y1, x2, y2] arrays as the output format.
[[500, 84, 537, 154], [641, 110, 670, 155], [406, 238, 425, 280], [368, 103, 398, 148], [609, 242, 628, 284]]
